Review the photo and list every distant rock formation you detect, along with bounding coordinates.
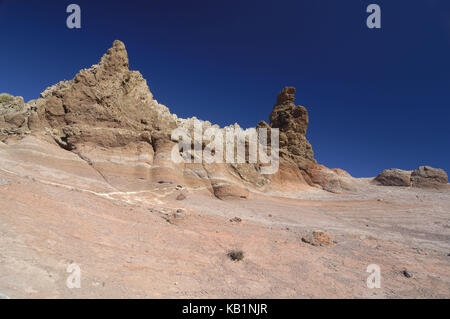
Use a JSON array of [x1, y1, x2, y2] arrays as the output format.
[[411, 166, 448, 189], [374, 166, 448, 189], [375, 169, 412, 187], [270, 86, 314, 161], [0, 40, 361, 196]]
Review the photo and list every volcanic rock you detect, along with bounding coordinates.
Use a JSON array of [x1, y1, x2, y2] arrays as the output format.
[[0, 40, 358, 196], [410, 166, 448, 189], [269, 87, 314, 163], [375, 169, 412, 187], [302, 230, 333, 247]]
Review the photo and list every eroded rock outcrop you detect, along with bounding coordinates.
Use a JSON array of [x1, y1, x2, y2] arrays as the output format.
[[411, 166, 448, 189], [270, 87, 314, 162], [0, 94, 31, 139], [0, 40, 359, 197], [375, 169, 412, 187]]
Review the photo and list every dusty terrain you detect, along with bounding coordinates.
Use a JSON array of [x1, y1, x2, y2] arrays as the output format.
[[0, 40, 449, 299], [0, 136, 449, 299]]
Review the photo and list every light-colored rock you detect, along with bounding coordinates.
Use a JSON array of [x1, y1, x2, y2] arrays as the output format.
[[307, 164, 357, 193]]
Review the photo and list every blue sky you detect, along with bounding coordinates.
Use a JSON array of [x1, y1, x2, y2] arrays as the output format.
[[0, 0, 449, 177]]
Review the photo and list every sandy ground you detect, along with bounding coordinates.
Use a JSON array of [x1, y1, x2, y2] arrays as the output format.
[[0, 139, 449, 299]]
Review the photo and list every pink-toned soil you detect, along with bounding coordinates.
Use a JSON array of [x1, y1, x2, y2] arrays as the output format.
[[0, 138, 449, 298]]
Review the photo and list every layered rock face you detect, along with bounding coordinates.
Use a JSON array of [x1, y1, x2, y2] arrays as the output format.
[[375, 169, 412, 187], [411, 166, 448, 189], [0, 40, 358, 196]]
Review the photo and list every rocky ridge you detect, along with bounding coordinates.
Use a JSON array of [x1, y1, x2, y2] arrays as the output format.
[[1, 40, 447, 197]]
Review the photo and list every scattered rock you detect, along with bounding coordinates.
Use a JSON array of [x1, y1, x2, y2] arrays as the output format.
[[402, 269, 413, 278], [162, 209, 187, 225], [176, 193, 186, 201], [230, 217, 242, 223], [302, 230, 333, 247], [410, 166, 448, 189], [0, 178, 9, 185], [212, 183, 249, 200], [227, 250, 244, 261], [375, 169, 411, 187], [158, 180, 173, 184]]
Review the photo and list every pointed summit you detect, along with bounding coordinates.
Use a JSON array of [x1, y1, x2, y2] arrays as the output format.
[[98, 40, 129, 72]]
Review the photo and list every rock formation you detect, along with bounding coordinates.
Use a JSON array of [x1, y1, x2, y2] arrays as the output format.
[[0, 40, 377, 196], [375, 169, 412, 187], [0, 94, 30, 138], [374, 166, 448, 189], [410, 166, 448, 189]]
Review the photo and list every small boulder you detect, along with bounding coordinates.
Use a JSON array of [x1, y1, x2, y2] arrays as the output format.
[[212, 183, 249, 200], [176, 193, 186, 201], [374, 169, 411, 187], [302, 230, 333, 247], [402, 269, 413, 278], [230, 217, 242, 223], [410, 166, 448, 189]]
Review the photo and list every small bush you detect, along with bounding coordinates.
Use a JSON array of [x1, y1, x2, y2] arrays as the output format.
[[227, 250, 244, 261]]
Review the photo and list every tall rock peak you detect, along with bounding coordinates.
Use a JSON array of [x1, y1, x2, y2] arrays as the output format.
[[98, 39, 129, 72], [269, 86, 314, 162], [276, 86, 296, 105]]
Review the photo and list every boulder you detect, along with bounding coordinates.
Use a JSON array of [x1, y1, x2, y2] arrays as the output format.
[[374, 168, 411, 187], [307, 164, 356, 193], [411, 166, 448, 189], [302, 230, 333, 247], [212, 183, 249, 200]]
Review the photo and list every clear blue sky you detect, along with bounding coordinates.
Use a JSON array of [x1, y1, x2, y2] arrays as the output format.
[[1, 0, 449, 177]]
